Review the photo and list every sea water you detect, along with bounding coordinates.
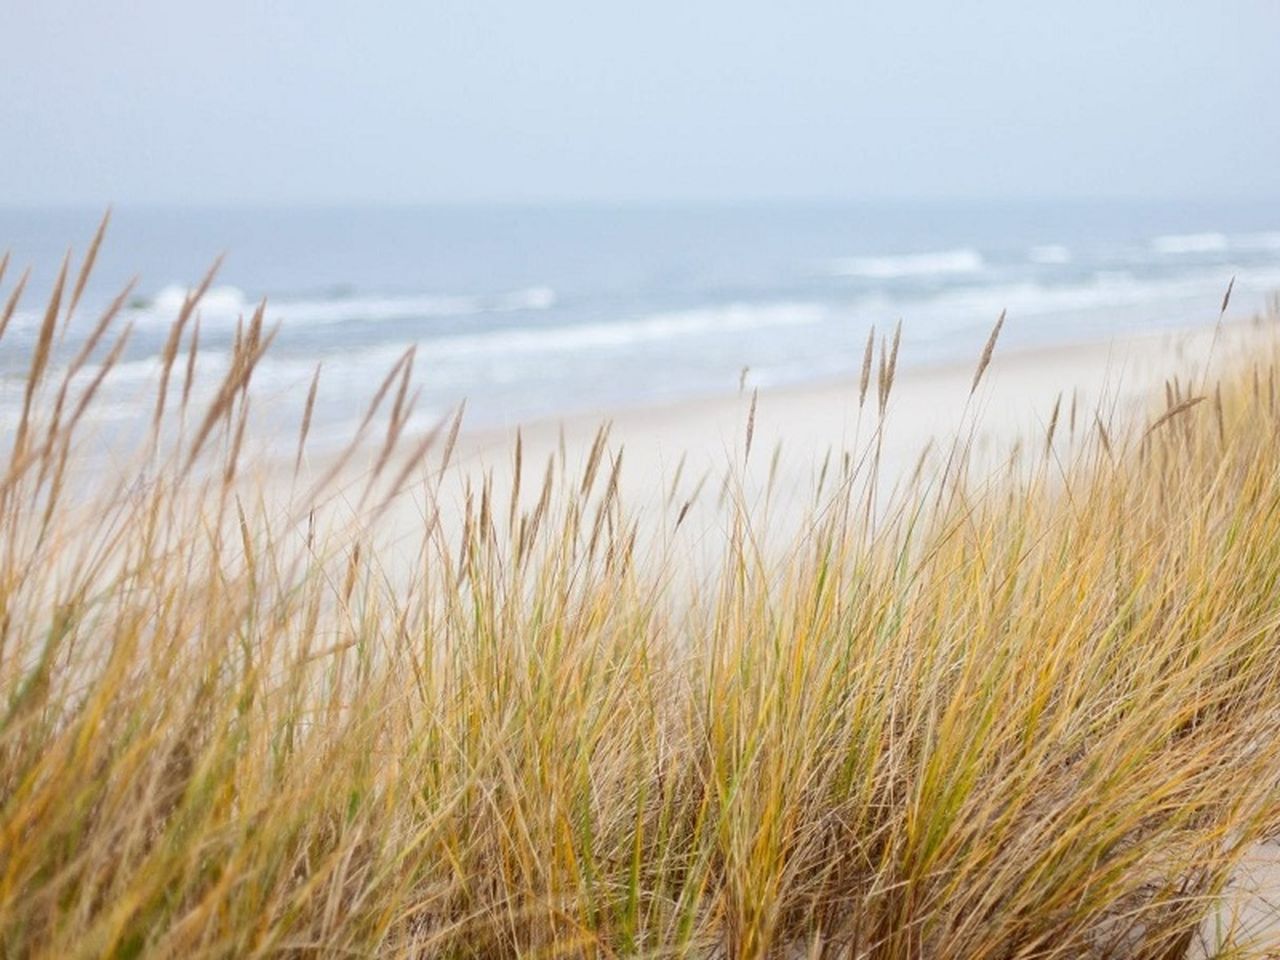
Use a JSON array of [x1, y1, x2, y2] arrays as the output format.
[[1, 200, 1278, 448]]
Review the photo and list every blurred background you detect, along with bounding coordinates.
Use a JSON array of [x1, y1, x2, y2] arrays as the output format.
[[2, 2, 1278, 440]]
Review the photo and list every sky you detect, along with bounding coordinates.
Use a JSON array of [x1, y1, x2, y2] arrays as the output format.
[[2, 1, 1278, 206]]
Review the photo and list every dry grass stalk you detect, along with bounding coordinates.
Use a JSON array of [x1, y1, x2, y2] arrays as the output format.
[[0, 266, 30, 342], [971, 309, 1006, 395], [0, 234, 1278, 959], [152, 258, 222, 441], [858, 324, 876, 409], [13, 254, 68, 463], [1145, 395, 1206, 438], [1044, 392, 1062, 458], [65, 210, 109, 322], [295, 363, 322, 476]]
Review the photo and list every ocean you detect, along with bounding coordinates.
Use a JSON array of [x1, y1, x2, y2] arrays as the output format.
[[2, 200, 1279, 448]]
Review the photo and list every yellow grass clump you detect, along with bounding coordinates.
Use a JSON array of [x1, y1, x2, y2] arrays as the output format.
[[2, 222, 1280, 958]]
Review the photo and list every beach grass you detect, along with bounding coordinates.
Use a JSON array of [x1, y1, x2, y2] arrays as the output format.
[[2, 227, 1280, 957]]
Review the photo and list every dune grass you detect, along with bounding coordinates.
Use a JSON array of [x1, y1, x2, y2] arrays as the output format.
[[2, 226, 1280, 958]]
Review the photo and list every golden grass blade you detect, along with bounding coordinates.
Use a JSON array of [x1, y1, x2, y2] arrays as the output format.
[[886, 318, 902, 401], [182, 316, 278, 474], [13, 253, 69, 461], [66, 208, 110, 322], [1203, 275, 1237, 389], [437, 401, 465, 477], [41, 280, 137, 456], [294, 363, 322, 476], [66, 279, 136, 377], [181, 314, 201, 414], [370, 415, 449, 521], [64, 322, 133, 433], [580, 422, 610, 495], [154, 258, 225, 439], [509, 428, 523, 529], [1144, 395, 1205, 438], [0, 266, 30, 343], [3, 239, 1280, 960], [858, 324, 875, 410], [1044, 392, 1061, 458], [877, 334, 888, 414], [365, 353, 419, 498], [292, 346, 414, 507], [971, 309, 1006, 395]]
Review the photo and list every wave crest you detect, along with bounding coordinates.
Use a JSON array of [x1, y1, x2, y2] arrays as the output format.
[[1152, 233, 1229, 255], [124, 285, 557, 329], [831, 249, 984, 279]]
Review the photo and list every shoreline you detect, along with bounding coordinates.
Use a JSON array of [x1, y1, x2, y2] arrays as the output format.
[[294, 311, 1274, 588], [441, 314, 1269, 504], [457, 314, 1233, 452]]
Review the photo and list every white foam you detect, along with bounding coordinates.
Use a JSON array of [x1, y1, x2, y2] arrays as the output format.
[[505, 286, 557, 311], [150, 283, 249, 317], [1151, 231, 1280, 257], [14, 258, 1280, 445], [82, 351, 232, 389], [914, 264, 1280, 332], [1153, 233, 1229, 254], [1029, 245, 1072, 265], [120, 285, 557, 332], [65, 303, 820, 409], [4, 287, 249, 334], [269, 286, 556, 326], [422, 301, 828, 360], [831, 248, 984, 279], [1233, 231, 1280, 252]]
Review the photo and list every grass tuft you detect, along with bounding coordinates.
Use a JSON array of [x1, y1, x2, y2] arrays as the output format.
[[0, 231, 1279, 958]]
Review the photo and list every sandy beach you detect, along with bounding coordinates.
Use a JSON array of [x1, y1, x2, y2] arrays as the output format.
[[321, 312, 1278, 957], [9, 275, 1280, 955], [466, 318, 1247, 493], [7, 221, 1279, 960], [9, 0, 1280, 952], [318, 315, 1268, 585]]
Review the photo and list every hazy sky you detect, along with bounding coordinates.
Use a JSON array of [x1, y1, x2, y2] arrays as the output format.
[[3, 1, 1278, 206]]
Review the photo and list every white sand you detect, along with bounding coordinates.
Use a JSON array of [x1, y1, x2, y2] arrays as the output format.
[[470, 321, 1238, 488], [355, 317, 1264, 569]]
